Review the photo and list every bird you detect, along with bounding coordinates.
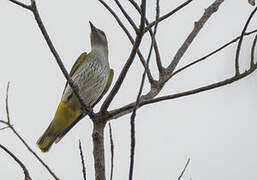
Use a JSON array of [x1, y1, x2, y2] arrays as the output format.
[[37, 22, 114, 153]]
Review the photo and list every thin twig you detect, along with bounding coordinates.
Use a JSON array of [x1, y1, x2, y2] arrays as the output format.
[[178, 158, 190, 180], [2, 82, 59, 180], [172, 29, 257, 77], [100, 0, 146, 113], [98, 0, 154, 84], [165, 0, 225, 82], [79, 140, 87, 180], [6, 81, 10, 124], [0, 144, 32, 180], [108, 123, 114, 180], [114, 0, 138, 32], [107, 62, 257, 120], [9, 0, 32, 10], [128, 1, 146, 179], [235, 6, 257, 75], [128, 0, 163, 76], [9, 0, 94, 119], [251, 34, 257, 66], [143, 0, 193, 33]]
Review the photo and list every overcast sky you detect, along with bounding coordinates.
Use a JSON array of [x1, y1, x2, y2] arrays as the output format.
[[1, 0, 257, 180]]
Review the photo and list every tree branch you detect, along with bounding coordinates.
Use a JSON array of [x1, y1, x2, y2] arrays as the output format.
[[1, 83, 59, 180], [235, 6, 257, 75], [9, 0, 94, 119], [165, 0, 225, 82], [108, 123, 114, 180], [172, 29, 257, 77], [143, 0, 193, 33], [178, 158, 190, 180], [98, 0, 155, 84], [0, 144, 32, 180], [251, 34, 257, 66], [100, 0, 147, 113], [79, 140, 87, 180]]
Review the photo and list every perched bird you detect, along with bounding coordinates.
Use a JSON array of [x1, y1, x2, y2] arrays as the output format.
[[37, 22, 114, 152]]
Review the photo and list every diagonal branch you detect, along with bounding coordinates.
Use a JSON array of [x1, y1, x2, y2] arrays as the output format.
[[172, 29, 257, 77], [79, 140, 87, 180], [9, 0, 94, 119], [143, 0, 193, 33], [165, 0, 225, 82], [100, 0, 147, 113], [235, 6, 257, 75], [178, 158, 190, 180], [129, 1, 157, 179], [128, 0, 163, 76], [251, 34, 257, 66], [98, 0, 154, 84], [0, 144, 32, 180], [1, 83, 59, 180]]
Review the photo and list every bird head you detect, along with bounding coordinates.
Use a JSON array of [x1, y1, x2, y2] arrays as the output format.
[[89, 21, 108, 51]]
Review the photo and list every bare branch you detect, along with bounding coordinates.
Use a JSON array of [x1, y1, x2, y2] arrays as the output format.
[[114, 0, 138, 32], [8, 0, 94, 118], [79, 140, 87, 180], [144, 0, 193, 33], [100, 0, 147, 112], [0, 144, 32, 180], [128, 1, 146, 179], [92, 122, 106, 180], [178, 158, 190, 180], [128, 0, 164, 76], [2, 83, 59, 180], [172, 29, 257, 77], [235, 6, 257, 75], [165, 0, 225, 82], [107, 63, 257, 120], [108, 123, 114, 180], [251, 34, 257, 66], [9, 0, 32, 10], [98, 0, 154, 84], [5, 81, 10, 124]]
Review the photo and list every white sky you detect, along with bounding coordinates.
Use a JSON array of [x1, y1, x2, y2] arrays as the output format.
[[1, 0, 257, 180]]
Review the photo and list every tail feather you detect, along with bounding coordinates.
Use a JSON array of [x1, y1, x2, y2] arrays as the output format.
[[37, 101, 81, 152]]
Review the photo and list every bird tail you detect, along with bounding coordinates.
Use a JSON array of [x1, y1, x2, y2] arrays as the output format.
[[37, 101, 81, 153]]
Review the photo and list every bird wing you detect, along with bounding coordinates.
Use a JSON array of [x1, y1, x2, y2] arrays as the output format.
[[55, 69, 114, 143], [63, 52, 88, 93]]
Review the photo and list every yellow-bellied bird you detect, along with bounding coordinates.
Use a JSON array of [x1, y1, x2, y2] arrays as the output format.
[[37, 22, 114, 152]]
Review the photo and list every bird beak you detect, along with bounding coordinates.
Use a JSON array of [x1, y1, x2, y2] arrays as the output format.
[[89, 21, 97, 33]]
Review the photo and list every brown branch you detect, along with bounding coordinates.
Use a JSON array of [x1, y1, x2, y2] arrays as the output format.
[[143, 0, 193, 33], [128, 0, 163, 76], [235, 6, 257, 75], [79, 140, 87, 180], [178, 158, 190, 180], [9, 0, 94, 119], [92, 122, 107, 180], [251, 34, 257, 66], [129, 1, 156, 179], [172, 29, 257, 77], [5, 81, 10, 124], [98, 0, 154, 84], [108, 123, 114, 180], [100, 0, 147, 113], [165, 0, 225, 82], [113, 0, 138, 32], [0, 144, 32, 180], [1, 83, 59, 180], [107, 61, 257, 120]]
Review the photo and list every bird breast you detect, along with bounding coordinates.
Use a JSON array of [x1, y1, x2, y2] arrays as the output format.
[[62, 56, 109, 110]]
